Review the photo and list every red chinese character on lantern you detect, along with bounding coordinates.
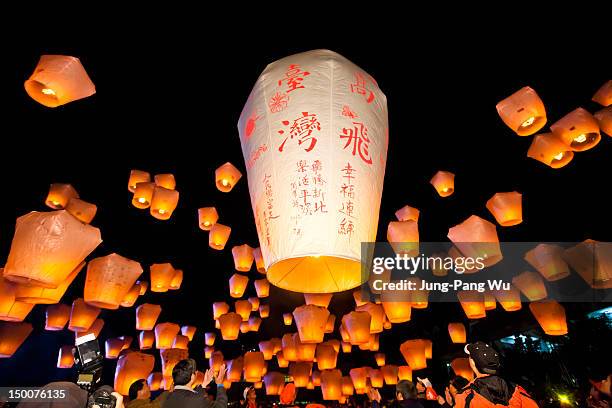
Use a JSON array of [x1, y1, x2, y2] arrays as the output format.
[[269, 92, 289, 113], [277, 112, 321, 153], [350, 72, 375, 104], [340, 122, 373, 164], [342, 105, 358, 118], [338, 218, 355, 237], [278, 64, 310, 93]]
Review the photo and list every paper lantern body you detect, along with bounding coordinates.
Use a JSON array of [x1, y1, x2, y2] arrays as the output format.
[[136, 304, 161, 331], [349, 367, 368, 390], [448, 215, 502, 267], [139, 330, 155, 350], [529, 300, 568, 335], [154, 174, 176, 190], [229, 274, 249, 298], [276, 351, 289, 367], [381, 297, 412, 323], [304, 293, 333, 308], [592, 80, 612, 106], [106, 338, 124, 359], [57, 345, 75, 368], [172, 334, 189, 350], [154, 323, 180, 350], [342, 376, 354, 396], [248, 297, 260, 312], [45, 183, 79, 209], [150, 263, 175, 293], [209, 223, 231, 250], [209, 350, 224, 374], [259, 304, 270, 318], [24, 55, 95, 107], [238, 50, 388, 294], [181, 325, 196, 341], [128, 170, 151, 192], [293, 305, 330, 344], [204, 347, 213, 359], [227, 356, 244, 382], [69, 298, 101, 332], [45, 304, 71, 331], [341, 342, 351, 353], [213, 302, 230, 320], [395, 205, 420, 222], [76, 318, 104, 339], [4, 210, 101, 288], [492, 287, 522, 312], [66, 198, 97, 224], [132, 182, 155, 209], [524, 244, 570, 281], [264, 372, 285, 395], [564, 240, 612, 289], [235, 300, 252, 321], [216, 162, 242, 192], [496, 86, 547, 136], [321, 369, 342, 400], [0, 321, 32, 358], [527, 133, 574, 169], [316, 344, 338, 370], [342, 311, 371, 345], [325, 314, 336, 333], [282, 333, 298, 362], [259, 340, 275, 360], [399, 339, 428, 370], [550, 108, 601, 152], [484, 291, 497, 310], [486, 192, 523, 227], [295, 334, 316, 362], [253, 247, 266, 273], [448, 323, 467, 343], [148, 372, 162, 391], [161, 348, 188, 377], [381, 364, 398, 385], [204, 332, 216, 346], [150, 187, 179, 220], [356, 302, 384, 333], [232, 244, 254, 272], [254, 279, 270, 298], [430, 171, 455, 197], [451, 358, 474, 381], [353, 290, 368, 307], [219, 312, 242, 340], [198, 207, 219, 231], [15, 261, 84, 304], [387, 220, 419, 257], [244, 351, 266, 382], [290, 362, 313, 387], [512, 271, 548, 301], [0, 276, 34, 322], [283, 313, 293, 326], [84, 253, 143, 309], [594, 107, 612, 136], [457, 291, 486, 319], [398, 366, 412, 382]]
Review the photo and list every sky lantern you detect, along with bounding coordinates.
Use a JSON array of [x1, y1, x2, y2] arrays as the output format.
[[353, 290, 368, 307], [235, 300, 252, 321], [181, 325, 196, 341], [161, 348, 189, 377], [430, 171, 455, 197], [169, 269, 183, 290], [128, 170, 150, 193], [290, 362, 313, 388], [68, 298, 100, 332], [150, 186, 179, 220], [451, 358, 474, 382], [45, 183, 79, 209], [227, 356, 244, 382], [349, 367, 368, 390], [238, 50, 388, 294], [448, 323, 467, 343], [154, 322, 180, 350], [45, 304, 71, 331], [483, 291, 497, 310], [229, 274, 249, 298], [139, 330, 155, 350], [248, 297, 261, 312], [213, 302, 230, 320], [369, 334, 380, 351], [270, 337, 282, 354], [66, 198, 97, 224], [527, 133, 574, 169], [254, 278, 270, 298], [204, 332, 216, 347], [253, 247, 266, 273], [215, 162, 242, 192], [15, 262, 83, 305], [398, 366, 412, 382], [0, 276, 34, 322], [592, 80, 612, 106], [594, 107, 612, 136], [564, 240, 612, 289], [232, 244, 255, 272], [486, 192, 523, 227], [150, 263, 175, 293], [342, 376, 354, 396], [325, 314, 336, 333], [264, 372, 285, 395], [295, 334, 316, 362], [259, 340, 275, 360], [342, 311, 371, 345], [57, 345, 74, 368], [4, 210, 101, 288], [204, 347, 214, 359], [209, 223, 231, 250], [512, 271, 548, 301], [120, 284, 141, 308], [448, 215, 503, 267], [424, 339, 433, 359], [356, 302, 384, 333], [316, 344, 338, 370], [0, 322, 32, 358], [304, 293, 333, 308], [492, 287, 522, 312], [395, 205, 420, 222], [138, 281, 148, 295], [218, 312, 242, 340], [323, 339, 340, 353], [276, 350, 289, 368], [283, 313, 293, 326], [524, 244, 570, 282], [84, 253, 143, 309], [529, 300, 568, 335], [248, 316, 263, 331], [400, 339, 428, 370], [75, 318, 104, 340], [132, 182, 155, 209], [551, 108, 601, 151], [259, 304, 270, 318], [458, 291, 486, 319], [387, 220, 419, 257], [105, 338, 124, 359], [154, 174, 176, 190], [341, 341, 351, 353], [321, 369, 342, 400], [198, 207, 218, 231], [496, 86, 547, 136], [136, 304, 162, 331], [381, 364, 399, 385], [282, 333, 298, 362], [293, 305, 330, 343], [381, 294, 412, 323], [375, 352, 386, 366], [209, 350, 224, 374], [172, 334, 189, 350], [24, 55, 95, 107], [244, 351, 266, 382], [148, 372, 162, 392]]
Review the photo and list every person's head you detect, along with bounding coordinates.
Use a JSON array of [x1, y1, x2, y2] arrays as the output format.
[[464, 342, 500, 377], [244, 386, 256, 401], [128, 379, 150, 400], [396, 380, 418, 400], [449, 376, 469, 395], [173, 358, 198, 386], [588, 362, 612, 397]]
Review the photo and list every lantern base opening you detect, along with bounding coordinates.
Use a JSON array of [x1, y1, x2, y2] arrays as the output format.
[[24, 80, 61, 107]]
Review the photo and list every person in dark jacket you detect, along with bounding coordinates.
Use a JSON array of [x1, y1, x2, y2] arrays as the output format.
[[436, 376, 469, 407], [127, 379, 169, 408], [162, 358, 227, 408], [369, 380, 424, 408]]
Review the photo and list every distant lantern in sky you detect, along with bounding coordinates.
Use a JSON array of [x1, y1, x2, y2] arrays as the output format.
[[349, 367, 368, 390], [154, 174, 176, 190], [451, 358, 474, 382], [114, 352, 155, 396], [264, 372, 285, 396], [238, 50, 388, 294], [398, 366, 412, 382], [0, 321, 33, 358], [3, 210, 101, 288], [563, 240, 612, 289], [120, 284, 140, 308], [213, 302, 230, 320], [457, 291, 486, 319], [45, 304, 71, 331], [316, 343, 338, 370], [138, 281, 148, 296], [148, 372, 162, 391], [594, 107, 612, 137], [235, 300, 252, 322], [57, 345, 75, 368], [198, 207, 219, 231], [448, 215, 503, 267], [529, 300, 568, 335], [139, 330, 155, 350], [381, 293, 412, 324], [448, 323, 467, 343], [227, 356, 244, 382], [105, 338, 124, 359], [325, 314, 336, 333], [150, 186, 179, 220], [218, 312, 242, 340], [430, 171, 455, 197], [84, 253, 143, 309], [382, 364, 399, 385], [342, 311, 371, 345], [244, 351, 266, 382], [283, 313, 293, 326], [248, 297, 260, 311], [492, 286, 522, 312], [387, 220, 419, 257], [375, 352, 386, 366], [128, 170, 151, 193], [204, 332, 216, 347], [254, 278, 270, 298], [550, 108, 601, 151], [527, 133, 574, 169], [76, 318, 104, 339], [132, 182, 156, 209], [259, 304, 270, 318], [172, 334, 189, 350], [356, 302, 385, 334], [154, 322, 180, 350], [181, 325, 196, 342], [399, 339, 428, 371], [496, 86, 547, 136], [209, 223, 231, 250], [229, 274, 249, 298], [24, 55, 95, 107], [304, 293, 333, 308], [45, 183, 79, 210], [215, 162, 242, 192], [486, 192, 523, 227], [290, 362, 312, 388], [150, 263, 175, 293], [395, 205, 420, 222], [136, 304, 162, 331], [66, 198, 98, 224], [232, 244, 255, 272], [68, 298, 100, 332], [169, 269, 183, 290], [321, 369, 343, 400], [293, 305, 330, 344], [592, 80, 612, 106], [259, 340, 275, 360], [512, 271, 548, 301]]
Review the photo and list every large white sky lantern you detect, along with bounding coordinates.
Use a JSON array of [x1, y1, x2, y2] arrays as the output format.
[[238, 50, 388, 293]]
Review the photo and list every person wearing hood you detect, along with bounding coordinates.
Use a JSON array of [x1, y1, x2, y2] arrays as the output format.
[[240, 386, 257, 408], [453, 342, 538, 407]]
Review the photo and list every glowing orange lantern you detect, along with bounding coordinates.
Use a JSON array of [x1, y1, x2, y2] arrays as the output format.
[[0, 321, 32, 358], [249, 316, 263, 331], [204, 332, 216, 346], [218, 312, 242, 340], [259, 340, 274, 360], [150, 186, 179, 220], [4, 210, 101, 288], [66, 198, 97, 224], [295, 335, 316, 362], [486, 192, 523, 227], [84, 253, 143, 309], [594, 107, 612, 136], [321, 369, 342, 400], [253, 247, 266, 273], [451, 357, 474, 381], [304, 293, 333, 308], [448, 215, 502, 267], [68, 298, 100, 332], [325, 314, 336, 333], [496, 86, 547, 136], [398, 366, 412, 382], [150, 263, 175, 293], [370, 334, 380, 352], [282, 333, 298, 362], [15, 262, 83, 305], [527, 133, 575, 169], [283, 313, 293, 326], [154, 322, 180, 350], [209, 223, 232, 250], [45, 304, 70, 331], [139, 330, 155, 350], [551, 108, 601, 151], [259, 304, 270, 318], [213, 302, 230, 320], [172, 334, 189, 350], [154, 174, 176, 190], [76, 318, 104, 339], [169, 269, 183, 290], [128, 170, 150, 193], [45, 183, 79, 209], [198, 207, 218, 231], [264, 372, 285, 395], [209, 350, 224, 374], [484, 291, 497, 310], [381, 295, 412, 323], [374, 353, 386, 366], [120, 284, 141, 308], [457, 291, 486, 319], [232, 244, 254, 272], [316, 344, 338, 370], [132, 182, 155, 209], [342, 311, 371, 345], [244, 351, 266, 382], [524, 244, 570, 281], [349, 367, 368, 390], [277, 350, 289, 368], [356, 302, 384, 333], [106, 338, 124, 359], [248, 297, 260, 312], [353, 290, 368, 307], [216, 162, 242, 192], [229, 274, 249, 298], [136, 304, 161, 331], [430, 171, 455, 197], [387, 220, 419, 257], [138, 281, 148, 295], [254, 279, 270, 298], [341, 342, 351, 353], [148, 372, 162, 391], [529, 300, 568, 335], [512, 271, 548, 301], [0, 277, 33, 322], [563, 240, 612, 289], [491, 287, 522, 312], [227, 356, 244, 382], [592, 80, 612, 106], [400, 339, 428, 370], [57, 345, 74, 368], [181, 325, 196, 342], [204, 347, 214, 359], [395, 205, 420, 222], [448, 323, 466, 343], [113, 352, 155, 396], [381, 364, 398, 385], [342, 376, 354, 396], [290, 362, 312, 388], [235, 300, 252, 321], [293, 305, 330, 344]]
